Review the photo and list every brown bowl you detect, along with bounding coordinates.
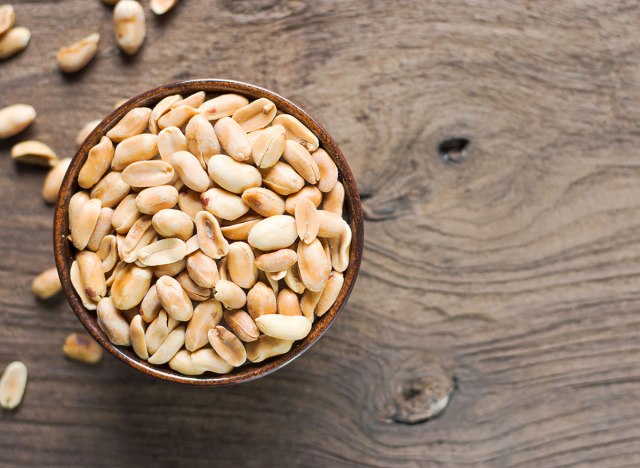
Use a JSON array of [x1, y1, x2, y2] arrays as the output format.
[[53, 79, 363, 386]]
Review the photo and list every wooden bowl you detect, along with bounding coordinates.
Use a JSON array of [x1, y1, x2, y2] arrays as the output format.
[[53, 79, 364, 386]]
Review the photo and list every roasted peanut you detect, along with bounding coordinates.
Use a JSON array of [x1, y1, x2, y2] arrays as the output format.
[[277, 289, 302, 316], [97, 297, 131, 346], [208, 326, 246, 367], [195, 210, 229, 259], [150, 95, 182, 134], [185, 299, 222, 351], [135, 184, 179, 214], [0, 361, 27, 410], [247, 215, 297, 251], [176, 270, 211, 301], [252, 124, 286, 168], [43, 157, 71, 203], [312, 148, 338, 192], [90, 171, 130, 208], [56, 33, 100, 73], [0, 27, 31, 61], [86, 207, 115, 252], [207, 154, 261, 194], [170, 150, 210, 192], [224, 309, 259, 342], [0, 104, 36, 139], [113, 0, 146, 55], [112, 194, 142, 234], [110, 263, 152, 310], [255, 249, 297, 273], [11, 140, 58, 167], [201, 187, 249, 221], [241, 187, 284, 217], [199, 94, 248, 121], [232, 98, 276, 132], [285, 186, 323, 215], [246, 281, 277, 319], [260, 161, 305, 196], [0, 5, 15, 36], [272, 114, 319, 152], [79, 136, 115, 189], [297, 239, 331, 292], [63, 332, 103, 364], [219, 213, 262, 241], [137, 238, 186, 266], [186, 250, 219, 288], [156, 275, 193, 321], [186, 114, 220, 168], [295, 198, 319, 244], [32, 267, 62, 300], [148, 326, 185, 365], [107, 107, 151, 142], [255, 314, 311, 341], [213, 279, 246, 310], [214, 117, 251, 162]]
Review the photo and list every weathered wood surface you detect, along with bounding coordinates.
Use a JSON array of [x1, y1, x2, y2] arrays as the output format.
[[2, 0, 640, 466]]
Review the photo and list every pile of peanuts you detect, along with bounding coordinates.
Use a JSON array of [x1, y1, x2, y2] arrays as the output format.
[[67, 91, 352, 375]]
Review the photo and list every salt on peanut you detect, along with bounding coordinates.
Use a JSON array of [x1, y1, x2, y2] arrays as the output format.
[[32, 267, 62, 300], [63, 333, 103, 364], [10, 140, 58, 167], [113, 0, 146, 55], [0, 104, 36, 139], [56, 33, 100, 73]]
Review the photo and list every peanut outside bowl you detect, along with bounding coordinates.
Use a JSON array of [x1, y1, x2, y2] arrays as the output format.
[[53, 79, 364, 386]]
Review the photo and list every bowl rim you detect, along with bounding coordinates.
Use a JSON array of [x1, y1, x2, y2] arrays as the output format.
[[53, 79, 364, 386]]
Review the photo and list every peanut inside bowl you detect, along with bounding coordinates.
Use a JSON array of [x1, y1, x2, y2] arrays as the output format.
[[53, 79, 363, 386]]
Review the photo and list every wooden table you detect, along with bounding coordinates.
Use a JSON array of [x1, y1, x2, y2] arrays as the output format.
[[2, 1, 640, 466]]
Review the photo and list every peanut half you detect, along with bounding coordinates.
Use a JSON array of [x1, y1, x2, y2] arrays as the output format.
[[0, 361, 28, 410], [43, 158, 71, 204], [63, 333, 103, 364], [56, 33, 100, 73], [0, 104, 36, 139], [11, 140, 58, 167], [0, 26, 31, 60], [113, 0, 146, 55], [32, 267, 62, 300], [0, 5, 15, 36]]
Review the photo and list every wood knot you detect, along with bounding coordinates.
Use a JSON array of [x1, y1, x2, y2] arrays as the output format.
[[438, 137, 469, 164], [389, 356, 454, 424]]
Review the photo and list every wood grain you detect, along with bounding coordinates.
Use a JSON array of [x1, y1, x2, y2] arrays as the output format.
[[2, 0, 640, 466]]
